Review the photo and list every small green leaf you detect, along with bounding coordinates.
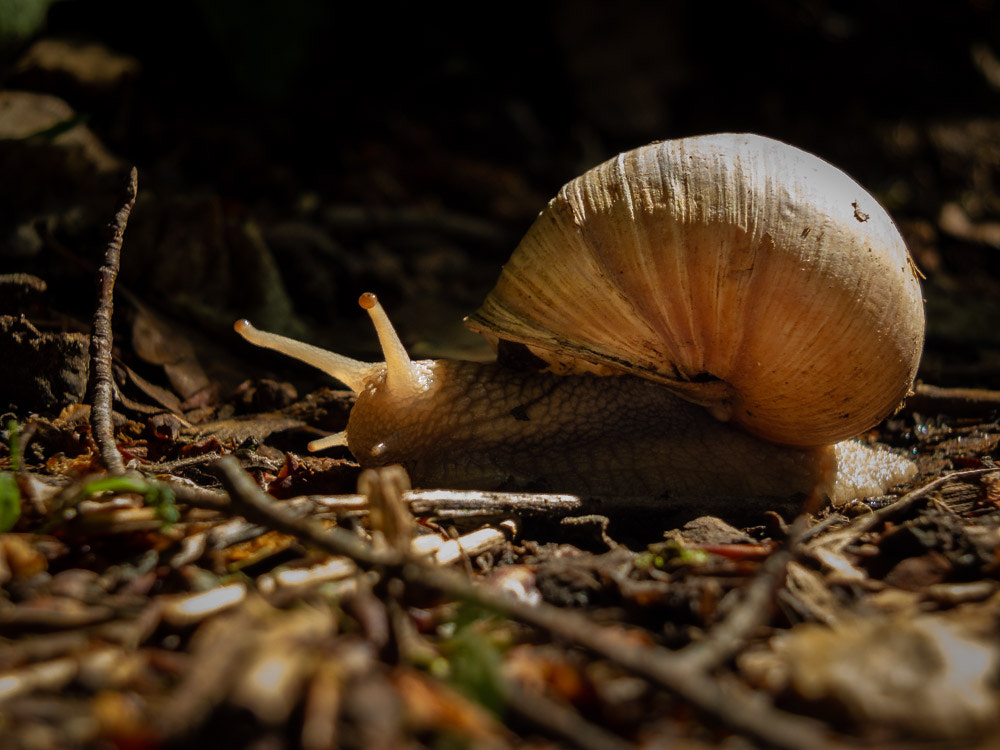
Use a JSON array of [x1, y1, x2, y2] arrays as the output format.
[[6, 420, 20, 471], [145, 482, 179, 526], [439, 604, 506, 716], [77, 476, 179, 528], [22, 113, 89, 141], [0, 0, 59, 54], [638, 541, 710, 570], [0, 473, 22, 532]]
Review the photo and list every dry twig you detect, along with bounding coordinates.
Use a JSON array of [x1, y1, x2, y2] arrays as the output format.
[[87, 167, 138, 476], [360, 465, 415, 552], [808, 467, 999, 553], [503, 682, 635, 750], [406, 489, 582, 516], [676, 521, 804, 673], [907, 383, 1000, 416]]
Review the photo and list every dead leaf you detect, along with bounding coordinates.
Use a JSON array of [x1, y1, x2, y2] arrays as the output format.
[[740, 613, 1000, 739], [393, 668, 507, 745], [121, 363, 183, 413], [13, 38, 140, 93], [183, 414, 306, 445], [131, 308, 210, 400], [0, 534, 49, 583], [0, 90, 120, 172]]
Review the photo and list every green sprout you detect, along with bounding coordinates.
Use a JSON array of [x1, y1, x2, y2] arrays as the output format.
[[0, 421, 23, 532], [7, 420, 20, 471], [0, 473, 21, 533], [436, 603, 507, 717], [636, 540, 711, 571], [77, 476, 180, 526]]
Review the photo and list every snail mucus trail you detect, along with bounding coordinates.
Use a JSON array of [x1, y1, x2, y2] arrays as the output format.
[[234, 134, 922, 508]]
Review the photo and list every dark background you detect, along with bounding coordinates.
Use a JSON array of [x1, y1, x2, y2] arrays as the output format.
[[36, 1, 999, 175], [4, 0, 1000, 398]]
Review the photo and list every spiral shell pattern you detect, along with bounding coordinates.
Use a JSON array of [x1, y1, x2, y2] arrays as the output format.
[[466, 133, 925, 447]]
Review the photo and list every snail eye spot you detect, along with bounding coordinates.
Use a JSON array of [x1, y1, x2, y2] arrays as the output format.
[[509, 405, 530, 422]]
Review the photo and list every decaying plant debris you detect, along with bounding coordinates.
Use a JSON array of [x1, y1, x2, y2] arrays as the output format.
[[5, 6, 1000, 749]]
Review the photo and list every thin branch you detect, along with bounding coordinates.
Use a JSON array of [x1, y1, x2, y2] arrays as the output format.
[[676, 538, 797, 672], [407, 488, 582, 516], [169, 479, 583, 522], [213, 456, 400, 570], [675, 513, 843, 673], [87, 167, 138, 475], [0, 273, 47, 302], [808, 467, 999, 553], [503, 682, 635, 750], [164, 479, 231, 512], [906, 383, 1000, 416]]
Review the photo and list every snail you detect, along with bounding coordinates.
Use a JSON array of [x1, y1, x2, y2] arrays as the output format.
[[234, 133, 924, 507]]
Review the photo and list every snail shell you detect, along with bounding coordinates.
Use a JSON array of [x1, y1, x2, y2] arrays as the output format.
[[466, 133, 925, 447]]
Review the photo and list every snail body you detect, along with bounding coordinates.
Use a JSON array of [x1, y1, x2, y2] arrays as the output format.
[[235, 133, 924, 505], [345, 359, 835, 500]]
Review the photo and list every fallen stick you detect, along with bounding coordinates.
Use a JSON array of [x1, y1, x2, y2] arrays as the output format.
[[503, 681, 635, 750], [161, 583, 248, 627], [413, 519, 518, 565], [87, 167, 138, 476], [676, 513, 844, 673], [169, 481, 581, 519], [906, 383, 1000, 416], [405, 488, 582, 516], [808, 467, 999, 553], [280, 489, 582, 517]]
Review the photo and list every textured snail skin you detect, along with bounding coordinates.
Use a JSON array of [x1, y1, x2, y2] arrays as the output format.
[[345, 360, 827, 499], [345, 359, 914, 504]]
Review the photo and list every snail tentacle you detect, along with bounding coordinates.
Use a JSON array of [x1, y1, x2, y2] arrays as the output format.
[[358, 292, 427, 397], [308, 431, 349, 452], [233, 319, 377, 394]]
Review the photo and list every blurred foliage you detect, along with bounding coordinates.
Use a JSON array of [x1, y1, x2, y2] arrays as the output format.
[[0, 0, 60, 55], [0, 473, 21, 532], [78, 475, 179, 525], [42, 475, 180, 530], [190, 0, 328, 103], [439, 603, 508, 717], [1, 421, 23, 532]]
